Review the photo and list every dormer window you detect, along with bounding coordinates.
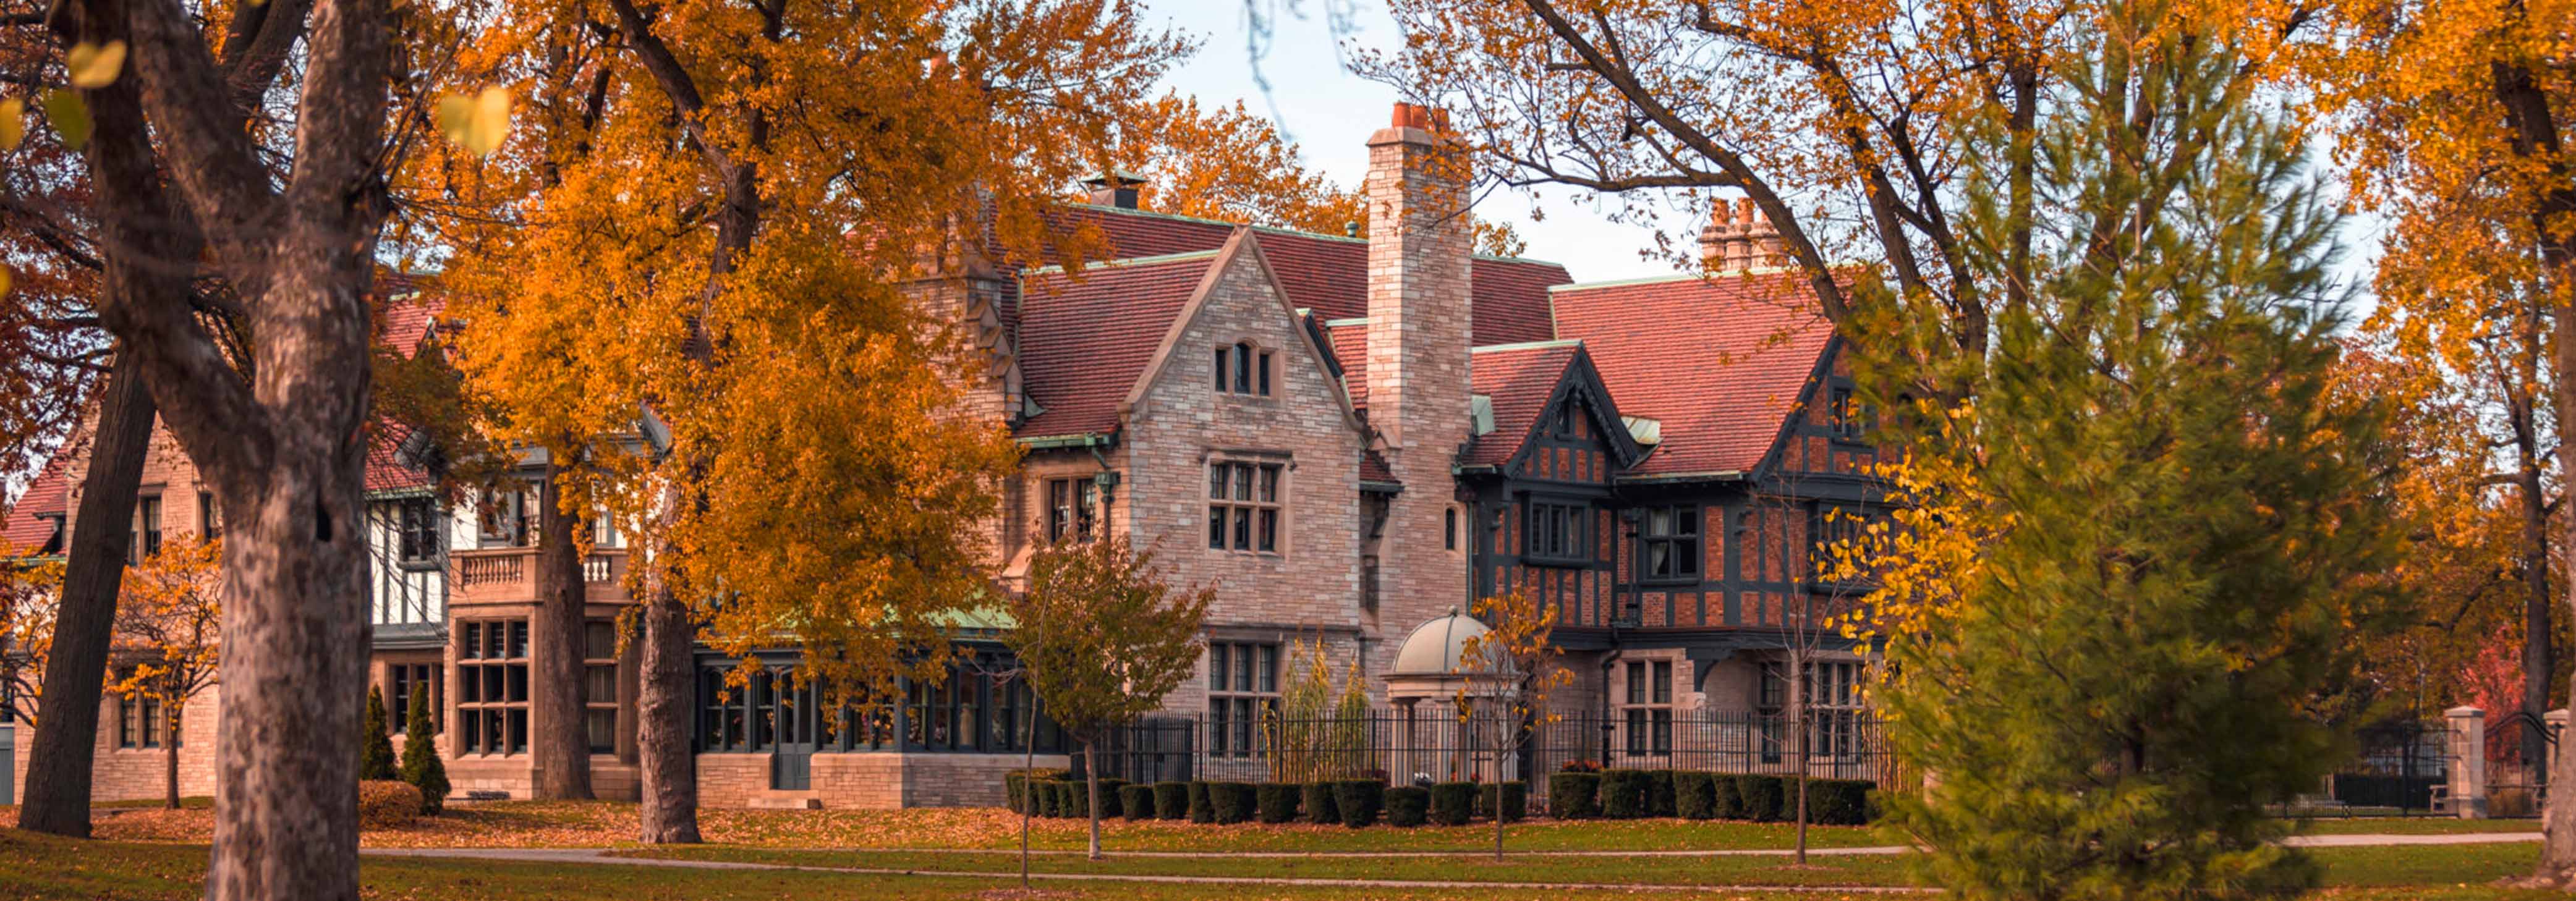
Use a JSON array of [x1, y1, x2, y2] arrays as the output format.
[[1214, 342, 1273, 397], [1045, 476, 1099, 544]]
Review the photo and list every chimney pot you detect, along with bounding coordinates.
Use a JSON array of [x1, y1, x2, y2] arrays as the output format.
[[1082, 171, 1146, 210]]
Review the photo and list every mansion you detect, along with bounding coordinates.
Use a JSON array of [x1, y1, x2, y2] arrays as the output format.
[[1, 103, 1878, 809]]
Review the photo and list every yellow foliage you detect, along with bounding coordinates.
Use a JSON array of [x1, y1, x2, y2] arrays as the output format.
[[415, 0, 1189, 706]]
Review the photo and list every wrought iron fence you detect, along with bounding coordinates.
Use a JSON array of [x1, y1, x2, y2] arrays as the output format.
[[2488, 712, 2559, 818], [2319, 720, 2449, 816], [1072, 709, 1898, 810]]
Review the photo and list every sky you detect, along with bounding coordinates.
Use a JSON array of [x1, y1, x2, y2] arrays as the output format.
[[1137, 1, 1690, 284], [1134, 1, 2389, 300]]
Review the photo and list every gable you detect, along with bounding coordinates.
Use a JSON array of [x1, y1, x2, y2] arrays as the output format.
[[1123, 231, 1359, 432], [1463, 342, 1643, 476]]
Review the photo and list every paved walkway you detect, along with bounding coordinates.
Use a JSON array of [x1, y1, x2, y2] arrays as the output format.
[[363, 847, 1934, 894], [362, 832, 2541, 894]]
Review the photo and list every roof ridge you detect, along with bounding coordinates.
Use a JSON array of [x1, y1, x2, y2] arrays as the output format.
[[1471, 338, 1582, 354], [1549, 268, 1799, 292], [1022, 248, 1221, 277], [1067, 202, 1570, 269]]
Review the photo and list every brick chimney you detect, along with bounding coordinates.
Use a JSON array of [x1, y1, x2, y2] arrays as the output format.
[[1082, 171, 1146, 209], [1699, 197, 1785, 273], [1364, 101, 1473, 670], [1365, 102, 1472, 451]]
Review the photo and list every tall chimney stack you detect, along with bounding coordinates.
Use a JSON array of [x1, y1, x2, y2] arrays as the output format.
[[1365, 102, 1472, 451], [1364, 101, 1473, 658], [1701, 197, 1784, 273]]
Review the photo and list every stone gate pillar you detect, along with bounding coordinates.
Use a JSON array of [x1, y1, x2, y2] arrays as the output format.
[[2446, 706, 2487, 819]]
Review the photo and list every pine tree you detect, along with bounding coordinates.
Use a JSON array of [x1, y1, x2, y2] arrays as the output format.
[[1860, 7, 2405, 900], [399, 684, 451, 816], [359, 687, 397, 782]]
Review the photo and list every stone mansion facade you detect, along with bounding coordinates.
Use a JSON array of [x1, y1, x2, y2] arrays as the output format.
[[2, 103, 1877, 808]]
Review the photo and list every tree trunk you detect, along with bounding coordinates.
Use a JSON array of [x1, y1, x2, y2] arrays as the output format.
[[203, 435, 373, 901], [1022, 692, 1034, 889], [17, 352, 155, 837], [1085, 742, 1103, 860], [2501, 44, 2576, 879], [636, 560, 701, 842], [1795, 706, 1811, 866], [532, 467, 592, 799], [164, 704, 181, 810]]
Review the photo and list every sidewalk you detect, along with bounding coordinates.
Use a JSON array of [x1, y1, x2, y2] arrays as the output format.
[[360, 832, 2541, 894], [363, 847, 1936, 894]]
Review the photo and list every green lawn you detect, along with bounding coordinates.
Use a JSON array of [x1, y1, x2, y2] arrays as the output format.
[[613, 842, 2538, 890], [2294, 817, 2543, 835], [0, 829, 2558, 901]]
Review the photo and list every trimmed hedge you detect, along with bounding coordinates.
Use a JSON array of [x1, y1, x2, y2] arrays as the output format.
[[1599, 769, 1651, 819], [1302, 781, 1340, 825], [1386, 786, 1430, 827], [1709, 772, 1743, 819], [1735, 774, 1785, 823], [1490, 781, 1528, 823], [1646, 770, 1678, 818], [1549, 772, 1601, 819], [1055, 780, 1087, 819], [1674, 771, 1717, 820], [1256, 782, 1303, 823], [1806, 779, 1877, 826], [1187, 781, 1216, 823], [1332, 779, 1385, 828], [1120, 784, 1156, 821], [1095, 779, 1129, 819], [1006, 769, 1070, 814], [358, 780, 422, 829], [1032, 781, 1058, 817], [1152, 781, 1190, 820], [1428, 782, 1475, 826], [1211, 782, 1258, 824]]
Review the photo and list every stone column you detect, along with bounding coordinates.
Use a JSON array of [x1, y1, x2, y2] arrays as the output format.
[[2446, 706, 2487, 819], [2548, 709, 2569, 792]]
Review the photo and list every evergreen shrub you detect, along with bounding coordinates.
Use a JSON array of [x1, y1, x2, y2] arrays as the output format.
[[1386, 786, 1430, 827], [1674, 771, 1718, 820], [1302, 780, 1340, 824], [1549, 772, 1601, 819], [1332, 779, 1384, 828], [1256, 783, 1302, 823], [1428, 782, 1476, 826], [1152, 781, 1189, 819], [1599, 769, 1651, 818]]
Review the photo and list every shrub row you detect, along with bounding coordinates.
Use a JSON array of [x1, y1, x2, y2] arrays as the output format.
[[1550, 769, 1877, 824], [1008, 772, 1527, 827]]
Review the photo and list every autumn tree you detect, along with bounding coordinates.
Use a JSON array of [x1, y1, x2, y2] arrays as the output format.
[[1453, 586, 1571, 861], [1860, 15, 2404, 899], [1007, 536, 1212, 860], [41, 0, 445, 892], [2301, 0, 2576, 871], [110, 535, 221, 811], [0, 19, 160, 839], [1356, 0, 2326, 407], [415, 0, 1188, 843], [0, 552, 63, 726]]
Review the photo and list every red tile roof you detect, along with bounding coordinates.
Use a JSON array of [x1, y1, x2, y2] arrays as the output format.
[[1013, 252, 1219, 438], [1360, 448, 1397, 486], [1461, 342, 1582, 468], [1054, 205, 1568, 346], [2, 453, 70, 554], [1552, 272, 1833, 477], [366, 290, 447, 493], [365, 421, 434, 493], [1321, 319, 1369, 410]]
